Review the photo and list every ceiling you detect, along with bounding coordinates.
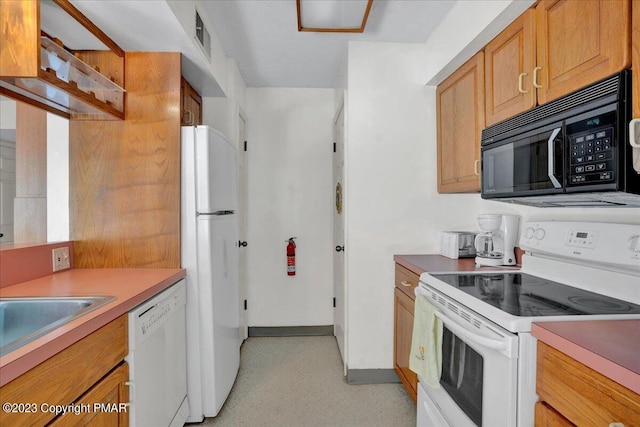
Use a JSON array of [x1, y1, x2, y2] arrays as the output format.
[[72, 0, 457, 90], [199, 0, 456, 88]]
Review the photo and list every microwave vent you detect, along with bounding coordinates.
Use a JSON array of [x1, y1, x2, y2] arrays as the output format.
[[482, 72, 626, 143], [195, 10, 211, 60]]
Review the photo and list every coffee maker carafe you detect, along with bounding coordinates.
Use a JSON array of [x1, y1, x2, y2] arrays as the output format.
[[474, 214, 519, 266]]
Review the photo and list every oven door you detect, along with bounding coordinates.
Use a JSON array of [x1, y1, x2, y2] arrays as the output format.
[[481, 121, 565, 198], [416, 286, 518, 427]]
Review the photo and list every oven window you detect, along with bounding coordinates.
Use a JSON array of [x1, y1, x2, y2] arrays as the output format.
[[441, 326, 483, 426], [482, 127, 563, 195]]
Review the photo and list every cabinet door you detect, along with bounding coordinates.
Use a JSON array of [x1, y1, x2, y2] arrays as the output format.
[[534, 402, 575, 427], [485, 9, 536, 126], [0, 1, 39, 77], [394, 287, 417, 403], [536, 342, 640, 426], [536, 0, 631, 105], [181, 77, 203, 126], [49, 363, 130, 427], [436, 51, 484, 193]]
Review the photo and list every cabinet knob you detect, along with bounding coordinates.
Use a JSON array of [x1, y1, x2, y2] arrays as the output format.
[[400, 280, 412, 287], [518, 72, 528, 94], [335, 245, 344, 252], [183, 110, 194, 125], [532, 66, 543, 89], [238, 241, 248, 247]]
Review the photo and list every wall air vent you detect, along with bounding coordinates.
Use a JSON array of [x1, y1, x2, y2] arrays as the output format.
[[195, 10, 211, 61]]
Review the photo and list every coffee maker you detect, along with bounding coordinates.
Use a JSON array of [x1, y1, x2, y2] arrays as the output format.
[[474, 214, 519, 267]]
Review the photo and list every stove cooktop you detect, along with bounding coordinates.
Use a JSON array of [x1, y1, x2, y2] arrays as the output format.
[[430, 272, 640, 317]]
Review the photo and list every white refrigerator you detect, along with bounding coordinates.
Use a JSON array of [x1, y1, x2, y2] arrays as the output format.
[[181, 126, 241, 422]]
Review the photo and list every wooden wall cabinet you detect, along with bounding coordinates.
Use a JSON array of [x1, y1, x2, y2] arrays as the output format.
[[0, 0, 125, 120], [0, 315, 129, 426], [436, 51, 485, 193], [536, 0, 631, 105], [393, 263, 419, 403], [485, 0, 631, 126], [181, 77, 203, 126], [70, 52, 182, 269], [484, 9, 536, 126], [536, 341, 640, 427]]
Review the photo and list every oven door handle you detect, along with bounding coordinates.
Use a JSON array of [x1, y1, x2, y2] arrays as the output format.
[[547, 127, 562, 189], [434, 311, 509, 353]]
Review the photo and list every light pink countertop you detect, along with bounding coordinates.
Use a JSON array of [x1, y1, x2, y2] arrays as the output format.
[[532, 320, 640, 395], [0, 268, 185, 387]]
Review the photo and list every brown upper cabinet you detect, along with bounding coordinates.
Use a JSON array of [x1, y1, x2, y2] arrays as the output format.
[[484, 9, 536, 127], [181, 77, 203, 126], [437, 51, 485, 193], [0, 0, 125, 120], [485, 0, 631, 127]]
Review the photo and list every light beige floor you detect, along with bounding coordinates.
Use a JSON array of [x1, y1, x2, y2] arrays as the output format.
[[195, 336, 416, 426]]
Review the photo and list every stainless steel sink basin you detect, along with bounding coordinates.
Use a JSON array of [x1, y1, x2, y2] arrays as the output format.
[[0, 296, 115, 356]]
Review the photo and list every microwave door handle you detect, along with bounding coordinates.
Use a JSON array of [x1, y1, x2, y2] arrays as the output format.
[[434, 311, 509, 352], [547, 127, 562, 188], [630, 118, 640, 148]]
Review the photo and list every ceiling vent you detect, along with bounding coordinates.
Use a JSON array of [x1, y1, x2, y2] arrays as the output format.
[[195, 10, 211, 60]]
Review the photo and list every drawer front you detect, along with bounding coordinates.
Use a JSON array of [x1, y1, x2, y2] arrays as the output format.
[[536, 342, 640, 427], [534, 401, 574, 427], [395, 263, 419, 299]]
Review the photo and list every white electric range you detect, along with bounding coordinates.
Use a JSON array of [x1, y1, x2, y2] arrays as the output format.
[[415, 221, 640, 427]]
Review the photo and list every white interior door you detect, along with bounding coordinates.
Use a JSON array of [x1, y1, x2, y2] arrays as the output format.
[[238, 113, 249, 340], [0, 141, 16, 243], [333, 102, 346, 373]]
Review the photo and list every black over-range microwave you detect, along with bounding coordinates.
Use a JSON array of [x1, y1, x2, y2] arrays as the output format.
[[480, 70, 640, 207]]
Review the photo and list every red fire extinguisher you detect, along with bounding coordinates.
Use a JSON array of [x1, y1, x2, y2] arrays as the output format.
[[287, 237, 297, 276]]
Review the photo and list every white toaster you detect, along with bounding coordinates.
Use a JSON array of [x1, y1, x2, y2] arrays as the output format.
[[439, 231, 478, 259]]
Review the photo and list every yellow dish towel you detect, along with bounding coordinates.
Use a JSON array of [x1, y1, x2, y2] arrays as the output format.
[[409, 295, 443, 388]]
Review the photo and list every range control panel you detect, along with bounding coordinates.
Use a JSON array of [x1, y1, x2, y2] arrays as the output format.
[[568, 126, 615, 185], [520, 221, 640, 268]]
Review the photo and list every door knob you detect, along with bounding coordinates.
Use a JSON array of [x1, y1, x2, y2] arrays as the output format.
[[238, 241, 248, 247], [335, 245, 344, 252]]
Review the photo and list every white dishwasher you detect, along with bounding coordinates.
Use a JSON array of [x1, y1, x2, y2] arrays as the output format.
[[127, 279, 190, 427]]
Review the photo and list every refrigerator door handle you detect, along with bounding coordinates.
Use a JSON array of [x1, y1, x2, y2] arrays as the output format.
[[197, 210, 236, 216]]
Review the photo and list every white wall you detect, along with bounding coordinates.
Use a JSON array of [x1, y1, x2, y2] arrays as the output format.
[[345, 41, 469, 369], [245, 88, 334, 326], [343, 1, 640, 371], [203, 58, 247, 150]]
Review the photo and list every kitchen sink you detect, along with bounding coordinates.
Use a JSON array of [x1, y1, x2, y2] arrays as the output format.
[[0, 296, 115, 356]]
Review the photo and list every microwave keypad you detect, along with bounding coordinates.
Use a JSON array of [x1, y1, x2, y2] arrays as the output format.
[[569, 127, 614, 185]]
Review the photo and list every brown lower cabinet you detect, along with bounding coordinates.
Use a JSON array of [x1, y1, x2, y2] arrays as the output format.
[[536, 341, 640, 426], [49, 363, 129, 427], [394, 263, 420, 403], [0, 315, 129, 426]]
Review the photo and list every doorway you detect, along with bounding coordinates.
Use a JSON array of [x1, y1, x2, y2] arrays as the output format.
[[333, 101, 346, 374], [238, 111, 249, 340]]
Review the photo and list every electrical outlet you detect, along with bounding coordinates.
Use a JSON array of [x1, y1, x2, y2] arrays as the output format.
[[52, 247, 70, 272]]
